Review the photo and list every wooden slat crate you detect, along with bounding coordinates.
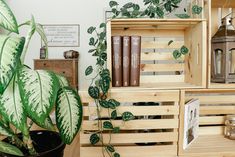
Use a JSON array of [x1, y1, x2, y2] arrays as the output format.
[[107, 19, 207, 90], [179, 89, 235, 157], [207, 0, 235, 88], [79, 90, 180, 157]]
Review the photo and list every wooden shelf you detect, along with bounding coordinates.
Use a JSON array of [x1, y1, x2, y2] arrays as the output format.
[[212, 0, 235, 8], [180, 135, 235, 157], [209, 83, 235, 89]]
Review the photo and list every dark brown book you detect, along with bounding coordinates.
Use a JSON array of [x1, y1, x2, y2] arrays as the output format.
[[130, 36, 141, 86], [111, 36, 122, 87], [122, 36, 131, 87]]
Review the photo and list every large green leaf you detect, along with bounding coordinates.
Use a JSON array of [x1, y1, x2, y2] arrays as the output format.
[[0, 0, 19, 33], [33, 116, 55, 131], [18, 67, 59, 124], [56, 87, 83, 144], [0, 35, 25, 94], [0, 74, 27, 134], [56, 74, 69, 88], [0, 121, 13, 136], [0, 141, 23, 156]]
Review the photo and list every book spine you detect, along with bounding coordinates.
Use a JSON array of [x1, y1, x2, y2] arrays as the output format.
[[111, 36, 123, 87], [122, 36, 131, 87], [130, 36, 141, 86]]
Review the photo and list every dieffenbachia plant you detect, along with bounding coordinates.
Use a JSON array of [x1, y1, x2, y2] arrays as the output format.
[[0, 0, 83, 156]]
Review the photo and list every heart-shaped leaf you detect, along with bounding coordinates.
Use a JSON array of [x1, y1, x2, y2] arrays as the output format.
[[18, 67, 59, 124], [88, 86, 100, 99], [0, 141, 23, 156], [85, 66, 93, 76], [173, 50, 181, 59], [103, 121, 113, 129], [0, 35, 25, 94], [0, 0, 19, 33], [99, 100, 109, 108], [114, 152, 120, 157], [109, 1, 118, 7], [180, 45, 189, 55], [56, 87, 83, 144], [90, 133, 100, 145], [87, 27, 96, 34], [122, 112, 134, 121], [192, 5, 202, 15], [106, 145, 115, 152], [111, 110, 117, 119]]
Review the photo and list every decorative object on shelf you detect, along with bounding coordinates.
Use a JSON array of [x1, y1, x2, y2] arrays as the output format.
[[225, 115, 235, 140], [0, 0, 83, 156], [211, 14, 235, 83], [40, 46, 47, 59], [63, 50, 79, 59]]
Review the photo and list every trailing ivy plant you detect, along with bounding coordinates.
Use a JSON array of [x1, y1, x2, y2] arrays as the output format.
[[86, 24, 134, 157], [168, 40, 189, 59]]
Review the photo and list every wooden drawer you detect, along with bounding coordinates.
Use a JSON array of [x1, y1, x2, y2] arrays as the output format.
[[34, 59, 78, 89]]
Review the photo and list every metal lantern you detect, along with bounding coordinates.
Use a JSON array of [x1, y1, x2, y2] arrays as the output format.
[[211, 15, 235, 83]]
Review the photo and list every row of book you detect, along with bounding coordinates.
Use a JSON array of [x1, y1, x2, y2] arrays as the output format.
[[112, 36, 141, 87]]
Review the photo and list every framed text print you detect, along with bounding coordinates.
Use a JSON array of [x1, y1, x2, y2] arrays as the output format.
[[43, 24, 80, 47]]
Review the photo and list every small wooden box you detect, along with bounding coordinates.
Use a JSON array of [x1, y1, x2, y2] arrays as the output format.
[[179, 89, 235, 157], [34, 59, 78, 89], [207, 0, 235, 88], [107, 18, 207, 90], [80, 90, 180, 157]]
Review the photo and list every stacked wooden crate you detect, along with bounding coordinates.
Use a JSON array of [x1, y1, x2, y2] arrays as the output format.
[[79, 0, 235, 157]]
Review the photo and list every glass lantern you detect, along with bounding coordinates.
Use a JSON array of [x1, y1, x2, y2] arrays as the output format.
[[211, 15, 235, 83], [225, 115, 235, 140]]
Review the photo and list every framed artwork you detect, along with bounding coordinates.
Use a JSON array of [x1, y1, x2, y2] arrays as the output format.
[[42, 24, 80, 47]]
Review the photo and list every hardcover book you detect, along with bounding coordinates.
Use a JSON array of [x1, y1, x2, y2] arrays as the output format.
[[123, 36, 131, 87], [130, 36, 141, 86], [183, 99, 200, 150], [111, 36, 123, 87]]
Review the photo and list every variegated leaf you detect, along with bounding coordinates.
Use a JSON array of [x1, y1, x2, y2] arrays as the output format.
[[0, 121, 13, 136], [0, 0, 19, 33], [56, 74, 69, 88], [56, 87, 83, 144], [0, 141, 23, 156], [18, 67, 59, 124], [34, 116, 55, 131], [0, 35, 25, 94], [0, 75, 27, 134]]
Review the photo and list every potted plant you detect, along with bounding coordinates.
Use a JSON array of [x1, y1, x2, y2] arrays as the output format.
[[0, 0, 83, 156]]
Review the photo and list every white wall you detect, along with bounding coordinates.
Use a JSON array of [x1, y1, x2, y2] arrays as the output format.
[[8, 0, 186, 90]]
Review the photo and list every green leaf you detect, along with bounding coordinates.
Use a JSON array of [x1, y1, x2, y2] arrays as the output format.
[[171, 0, 182, 5], [0, 121, 13, 137], [18, 67, 60, 125], [114, 152, 120, 157], [101, 53, 107, 61], [175, 14, 190, 18], [144, 0, 151, 5], [109, 1, 118, 7], [0, 74, 27, 134], [123, 2, 134, 9], [103, 121, 113, 129], [99, 77, 110, 94], [100, 69, 110, 79], [0, 0, 19, 33], [88, 49, 96, 53], [192, 5, 202, 15], [89, 37, 95, 46], [0, 35, 25, 94], [106, 145, 115, 153], [85, 66, 93, 76], [173, 49, 181, 59], [56, 74, 69, 88], [155, 7, 164, 18], [180, 45, 189, 55], [122, 112, 134, 121], [56, 87, 83, 144], [99, 23, 106, 28], [111, 110, 117, 119], [164, 1, 172, 12], [113, 127, 120, 133], [87, 26, 96, 34], [88, 86, 100, 99], [108, 99, 120, 109], [0, 141, 23, 156], [99, 100, 109, 108], [34, 116, 55, 131], [133, 4, 140, 11], [90, 133, 100, 145], [168, 40, 174, 46]]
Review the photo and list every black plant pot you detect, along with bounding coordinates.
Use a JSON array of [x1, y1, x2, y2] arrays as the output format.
[[0, 131, 66, 157]]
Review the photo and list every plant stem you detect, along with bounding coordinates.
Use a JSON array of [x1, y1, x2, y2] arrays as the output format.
[[23, 133, 37, 155]]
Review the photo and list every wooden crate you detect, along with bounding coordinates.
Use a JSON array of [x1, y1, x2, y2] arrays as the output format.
[[207, 0, 235, 88], [79, 90, 180, 157], [179, 89, 235, 157], [107, 19, 207, 90]]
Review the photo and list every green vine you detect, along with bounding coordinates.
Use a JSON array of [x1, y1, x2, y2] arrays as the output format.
[[86, 0, 200, 156]]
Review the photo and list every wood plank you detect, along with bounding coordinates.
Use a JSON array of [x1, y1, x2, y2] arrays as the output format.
[[82, 119, 179, 130], [142, 41, 183, 49], [199, 116, 225, 125], [140, 75, 184, 83], [211, 0, 235, 8], [141, 52, 184, 61], [186, 95, 235, 104], [141, 63, 184, 72], [81, 145, 177, 157], [83, 106, 179, 117], [200, 106, 235, 115], [199, 126, 224, 135], [80, 132, 178, 144]]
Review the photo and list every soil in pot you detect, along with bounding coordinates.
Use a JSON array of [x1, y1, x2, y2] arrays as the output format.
[[0, 131, 66, 157]]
